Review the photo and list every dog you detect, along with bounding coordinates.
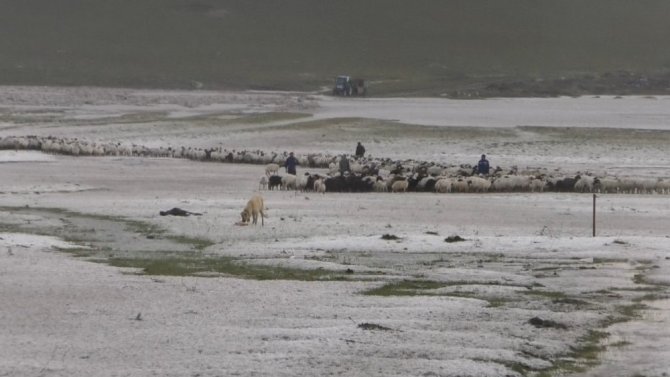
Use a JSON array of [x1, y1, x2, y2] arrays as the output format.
[[240, 194, 266, 226]]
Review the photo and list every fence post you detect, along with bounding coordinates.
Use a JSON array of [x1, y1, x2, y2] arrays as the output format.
[[593, 194, 597, 237]]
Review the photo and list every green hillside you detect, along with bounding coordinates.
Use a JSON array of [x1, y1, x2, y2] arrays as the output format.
[[2, 0, 670, 96]]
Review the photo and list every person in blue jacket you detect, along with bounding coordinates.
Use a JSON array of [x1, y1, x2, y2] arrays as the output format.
[[284, 152, 299, 175], [477, 154, 490, 176]]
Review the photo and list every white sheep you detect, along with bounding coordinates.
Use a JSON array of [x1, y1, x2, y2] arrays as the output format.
[[259, 176, 268, 190], [314, 178, 326, 193], [391, 179, 409, 193], [529, 178, 546, 192], [492, 175, 528, 192], [467, 176, 491, 192], [434, 178, 453, 193], [373, 178, 387, 192], [265, 163, 280, 177], [281, 174, 297, 190], [655, 179, 670, 194], [597, 177, 620, 193], [574, 176, 596, 192], [426, 165, 444, 176], [296, 173, 310, 191], [451, 178, 469, 193]]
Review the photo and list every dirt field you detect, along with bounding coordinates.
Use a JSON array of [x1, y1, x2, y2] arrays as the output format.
[[1, 86, 669, 377]]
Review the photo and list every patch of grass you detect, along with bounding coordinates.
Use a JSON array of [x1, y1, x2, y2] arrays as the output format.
[[362, 280, 446, 296], [633, 273, 647, 284], [54, 246, 95, 258], [611, 286, 664, 292], [487, 299, 509, 308], [523, 290, 568, 300], [108, 256, 355, 280], [166, 235, 215, 251], [234, 112, 311, 124], [609, 340, 632, 348], [3, 1, 670, 96], [361, 279, 528, 298], [124, 219, 166, 237], [552, 298, 592, 307], [570, 330, 609, 361], [600, 303, 649, 327], [632, 293, 670, 302], [535, 330, 610, 376], [593, 257, 629, 264], [475, 359, 532, 376], [533, 266, 561, 271]]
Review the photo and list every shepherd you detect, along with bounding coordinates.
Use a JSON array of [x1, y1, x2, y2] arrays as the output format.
[[355, 142, 365, 159]]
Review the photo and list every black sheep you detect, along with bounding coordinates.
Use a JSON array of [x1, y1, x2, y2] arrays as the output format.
[[268, 175, 282, 190]]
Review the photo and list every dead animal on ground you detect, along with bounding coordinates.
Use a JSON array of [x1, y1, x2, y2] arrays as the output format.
[[240, 194, 267, 226], [159, 208, 202, 216], [445, 235, 466, 243]]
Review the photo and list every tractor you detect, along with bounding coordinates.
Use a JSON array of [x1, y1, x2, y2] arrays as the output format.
[[332, 76, 367, 96]]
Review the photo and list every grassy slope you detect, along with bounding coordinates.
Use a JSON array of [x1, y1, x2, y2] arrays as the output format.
[[1, 0, 670, 96]]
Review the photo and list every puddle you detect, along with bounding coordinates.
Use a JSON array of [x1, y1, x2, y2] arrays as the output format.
[[0, 206, 205, 259]]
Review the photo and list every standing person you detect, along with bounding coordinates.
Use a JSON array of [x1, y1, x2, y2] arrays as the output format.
[[284, 152, 299, 175], [477, 154, 490, 176], [339, 154, 350, 175], [355, 142, 366, 159]]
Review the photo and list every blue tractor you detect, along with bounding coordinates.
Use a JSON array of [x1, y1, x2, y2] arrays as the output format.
[[333, 76, 367, 96]]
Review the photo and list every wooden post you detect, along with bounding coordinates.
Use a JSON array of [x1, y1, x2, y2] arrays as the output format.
[[592, 194, 596, 237]]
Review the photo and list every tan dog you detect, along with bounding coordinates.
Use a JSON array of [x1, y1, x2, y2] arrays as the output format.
[[240, 194, 266, 226]]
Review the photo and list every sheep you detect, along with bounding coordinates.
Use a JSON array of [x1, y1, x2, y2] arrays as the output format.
[[314, 178, 326, 194], [259, 176, 268, 191], [268, 175, 282, 190], [417, 176, 437, 192], [296, 172, 311, 191], [547, 176, 578, 192], [636, 178, 658, 194], [529, 178, 547, 192], [451, 178, 469, 193], [281, 174, 297, 190], [574, 176, 597, 192], [597, 177, 620, 193], [655, 179, 670, 195], [328, 161, 339, 175], [426, 165, 444, 177], [434, 178, 453, 193], [492, 175, 528, 192], [616, 178, 637, 194], [373, 177, 387, 192], [391, 179, 409, 193], [265, 163, 280, 176], [467, 176, 491, 192], [240, 194, 266, 226]]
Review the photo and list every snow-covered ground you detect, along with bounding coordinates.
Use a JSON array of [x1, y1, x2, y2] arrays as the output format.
[[1, 86, 669, 377]]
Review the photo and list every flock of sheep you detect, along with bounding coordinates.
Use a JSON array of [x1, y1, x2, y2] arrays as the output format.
[[262, 161, 670, 195], [2, 135, 669, 195]]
